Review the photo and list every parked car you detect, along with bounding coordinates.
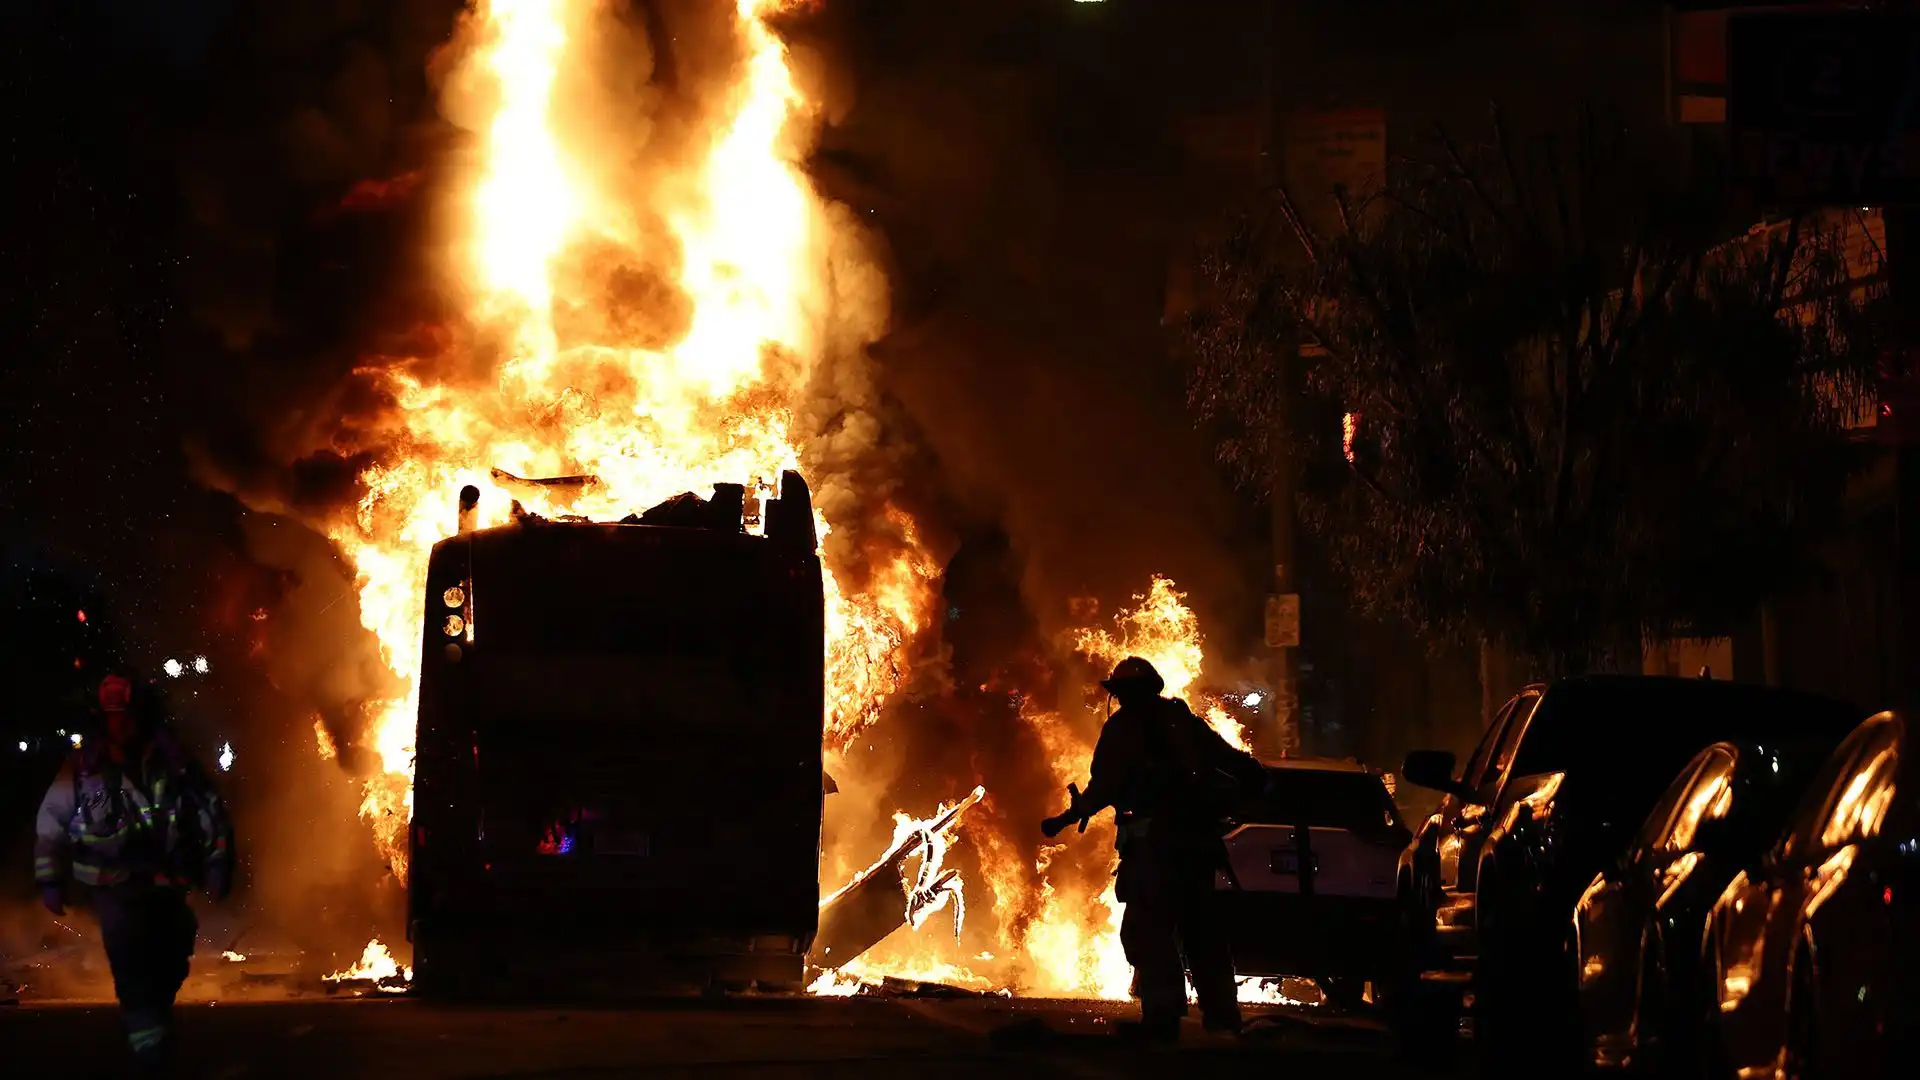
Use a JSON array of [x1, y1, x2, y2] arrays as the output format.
[[1396, 676, 1860, 1071], [1701, 709, 1918, 1080], [1571, 727, 1856, 1075], [1217, 758, 1413, 1009]]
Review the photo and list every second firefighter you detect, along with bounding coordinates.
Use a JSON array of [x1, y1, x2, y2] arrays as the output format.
[[1042, 656, 1269, 1041]]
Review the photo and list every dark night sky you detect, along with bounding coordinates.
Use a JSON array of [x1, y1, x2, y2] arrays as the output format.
[[3, 2, 226, 645]]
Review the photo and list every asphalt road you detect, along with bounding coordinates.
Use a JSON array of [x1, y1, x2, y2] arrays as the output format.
[[1, 994, 1458, 1080]]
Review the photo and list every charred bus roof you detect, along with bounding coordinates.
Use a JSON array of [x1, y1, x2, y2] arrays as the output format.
[[434, 468, 818, 559], [419, 470, 822, 667]]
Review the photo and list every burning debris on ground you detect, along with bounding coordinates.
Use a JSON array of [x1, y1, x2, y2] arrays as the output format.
[[322, 940, 414, 997], [810, 786, 984, 973]]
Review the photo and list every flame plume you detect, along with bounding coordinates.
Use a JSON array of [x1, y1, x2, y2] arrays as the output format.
[[837, 577, 1239, 999], [318, 2, 1284, 1008], [327, 0, 933, 882]]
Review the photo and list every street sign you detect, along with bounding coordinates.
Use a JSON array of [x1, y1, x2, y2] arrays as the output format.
[[1282, 108, 1387, 234], [1265, 593, 1301, 649], [1728, 11, 1920, 205]]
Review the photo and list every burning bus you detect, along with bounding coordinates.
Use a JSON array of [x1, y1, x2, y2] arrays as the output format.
[[405, 470, 825, 995]]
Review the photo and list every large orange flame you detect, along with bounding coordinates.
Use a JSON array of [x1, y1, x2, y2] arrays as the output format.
[[831, 576, 1247, 1000], [1074, 575, 1254, 752], [329, 0, 932, 883], [326, 1, 1285, 1008]]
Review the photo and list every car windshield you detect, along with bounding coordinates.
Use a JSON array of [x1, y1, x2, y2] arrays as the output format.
[[1510, 679, 1860, 829], [1240, 768, 1399, 831]]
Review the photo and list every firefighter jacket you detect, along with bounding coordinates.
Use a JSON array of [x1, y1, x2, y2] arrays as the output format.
[[1079, 696, 1267, 849], [34, 731, 234, 891]]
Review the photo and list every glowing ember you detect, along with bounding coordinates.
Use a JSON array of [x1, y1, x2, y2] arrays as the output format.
[[806, 967, 865, 997], [325, 939, 413, 986], [222, 951, 247, 963], [313, 719, 337, 762]]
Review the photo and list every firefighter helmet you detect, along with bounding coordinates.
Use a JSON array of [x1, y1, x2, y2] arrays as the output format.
[[1100, 656, 1164, 697]]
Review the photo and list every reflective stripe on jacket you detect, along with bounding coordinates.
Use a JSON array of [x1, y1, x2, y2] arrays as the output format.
[[33, 738, 233, 889]]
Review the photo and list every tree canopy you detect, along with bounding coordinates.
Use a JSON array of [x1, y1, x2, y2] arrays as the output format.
[[1184, 115, 1886, 674]]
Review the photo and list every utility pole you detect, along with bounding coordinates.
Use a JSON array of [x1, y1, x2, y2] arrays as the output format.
[[1257, 0, 1304, 760]]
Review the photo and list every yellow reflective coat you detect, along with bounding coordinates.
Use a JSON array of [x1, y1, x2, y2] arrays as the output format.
[[34, 734, 233, 890]]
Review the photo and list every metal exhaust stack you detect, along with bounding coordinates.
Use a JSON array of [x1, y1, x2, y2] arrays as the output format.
[[457, 485, 480, 534]]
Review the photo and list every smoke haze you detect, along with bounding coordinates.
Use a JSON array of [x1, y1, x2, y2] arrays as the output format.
[[6, 0, 1262, 982]]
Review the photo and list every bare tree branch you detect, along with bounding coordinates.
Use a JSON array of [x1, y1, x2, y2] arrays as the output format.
[[1180, 113, 1880, 674]]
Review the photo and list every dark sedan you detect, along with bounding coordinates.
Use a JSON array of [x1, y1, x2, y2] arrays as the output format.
[[1396, 676, 1860, 1072], [1701, 710, 1920, 1080], [1571, 731, 1853, 1075]]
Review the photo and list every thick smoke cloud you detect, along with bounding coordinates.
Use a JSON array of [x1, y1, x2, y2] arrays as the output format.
[[793, 2, 1257, 648], [11, 0, 1263, 982], [784, 7, 1267, 967]]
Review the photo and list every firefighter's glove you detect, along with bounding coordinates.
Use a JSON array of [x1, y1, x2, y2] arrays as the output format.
[[39, 885, 65, 917], [1041, 784, 1089, 838], [206, 864, 232, 903]]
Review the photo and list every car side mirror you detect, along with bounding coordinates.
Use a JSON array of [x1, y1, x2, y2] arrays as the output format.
[[1402, 749, 1478, 804]]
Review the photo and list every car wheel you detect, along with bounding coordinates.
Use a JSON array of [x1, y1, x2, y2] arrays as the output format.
[[1636, 928, 1676, 1077], [1385, 881, 1457, 1063], [1386, 977, 1460, 1065], [1475, 902, 1584, 1078], [1320, 976, 1368, 1011], [409, 933, 452, 998], [1694, 949, 1736, 1080], [1784, 945, 1819, 1080]]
